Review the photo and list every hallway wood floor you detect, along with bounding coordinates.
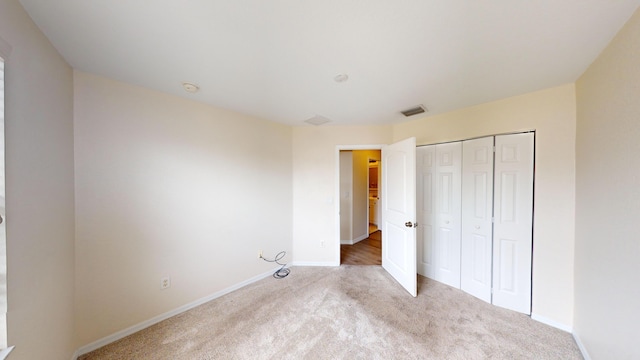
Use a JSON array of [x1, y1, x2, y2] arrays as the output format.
[[340, 230, 381, 265]]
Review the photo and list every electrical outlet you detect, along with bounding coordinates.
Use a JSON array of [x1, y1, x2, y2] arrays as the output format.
[[320, 241, 325, 248], [161, 276, 171, 290], [258, 250, 263, 258]]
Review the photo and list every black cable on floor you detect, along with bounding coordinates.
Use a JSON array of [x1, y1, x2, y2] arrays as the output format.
[[260, 251, 290, 279]]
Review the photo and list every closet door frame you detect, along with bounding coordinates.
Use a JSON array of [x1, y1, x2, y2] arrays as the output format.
[[416, 131, 535, 315]]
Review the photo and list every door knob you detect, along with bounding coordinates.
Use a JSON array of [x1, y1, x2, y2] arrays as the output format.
[[405, 221, 413, 228]]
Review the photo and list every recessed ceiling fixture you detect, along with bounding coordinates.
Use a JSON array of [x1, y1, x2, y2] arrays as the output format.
[[333, 73, 349, 83], [401, 105, 427, 117], [304, 115, 331, 126], [182, 82, 200, 93]]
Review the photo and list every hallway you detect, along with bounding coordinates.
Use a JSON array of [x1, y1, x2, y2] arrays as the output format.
[[340, 230, 381, 265]]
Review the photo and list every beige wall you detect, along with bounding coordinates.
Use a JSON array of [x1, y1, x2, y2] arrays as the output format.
[[339, 151, 353, 241], [292, 126, 392, 265], [575, 7, 640, 359], [393, 84, 577, 329], [74, 72, 293, 346], [0, 1, 76, 359]]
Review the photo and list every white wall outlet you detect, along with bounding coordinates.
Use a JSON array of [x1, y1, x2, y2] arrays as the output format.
[[320, 241, 325, 248], [160, 276, 171, 290], [258, 250, 263, 258]]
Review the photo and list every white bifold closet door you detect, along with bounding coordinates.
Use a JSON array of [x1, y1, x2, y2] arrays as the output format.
[[492, 133, 534, 314], [416, 146, 436, 279], [418, 132, 534, 315], [416, 142, 461, 288], [461, 137, 494, 303]]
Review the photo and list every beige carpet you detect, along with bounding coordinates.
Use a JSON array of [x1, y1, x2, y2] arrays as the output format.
[[79, 266, 582, 359]]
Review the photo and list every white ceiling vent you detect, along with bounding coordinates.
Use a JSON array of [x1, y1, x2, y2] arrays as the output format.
[[401, 105, 427, 117], [304, 115, 331, 126]]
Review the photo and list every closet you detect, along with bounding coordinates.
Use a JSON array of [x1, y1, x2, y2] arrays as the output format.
[[417, 132, 534, 315]]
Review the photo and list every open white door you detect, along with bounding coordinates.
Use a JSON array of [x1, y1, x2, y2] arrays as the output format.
[[382, 137, 417, 297]]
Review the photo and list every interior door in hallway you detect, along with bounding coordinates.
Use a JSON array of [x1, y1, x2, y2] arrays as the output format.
[[461, 137, 494, 303], [492, 133, 534, 314], [382, 137, 417, 297]]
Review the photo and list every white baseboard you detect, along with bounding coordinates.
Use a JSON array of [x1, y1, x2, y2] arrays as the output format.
[[531, 313, 572, 333], [292, 261, 339, 267], [352, 234, 368, 244], [341, 233, 368, 245], [572, 331, 591, 360], [73, 267, 281, 359]]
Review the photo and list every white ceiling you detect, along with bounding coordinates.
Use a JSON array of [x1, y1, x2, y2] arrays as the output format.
[[19, 0, 640, 126]]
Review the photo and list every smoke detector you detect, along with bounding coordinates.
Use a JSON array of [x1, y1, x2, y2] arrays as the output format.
[[182, 82, 200, 93], [333, 74, 349, 83], [304, 115, 331, 126]]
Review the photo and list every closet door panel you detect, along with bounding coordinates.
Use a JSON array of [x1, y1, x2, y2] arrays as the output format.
[[434, 142, 462, 288], [461, 137, 494, 303], [492, 133, 534, 314], [416, 146, 436, 278]]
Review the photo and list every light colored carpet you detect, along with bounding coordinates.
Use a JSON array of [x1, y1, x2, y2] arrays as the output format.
[[79, 266, 582, 359]]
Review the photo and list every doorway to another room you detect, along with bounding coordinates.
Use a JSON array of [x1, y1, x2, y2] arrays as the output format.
[[339, 149, 382, 265]]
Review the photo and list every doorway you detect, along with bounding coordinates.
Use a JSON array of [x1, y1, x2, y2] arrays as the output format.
[[337, 147, 382, 266]]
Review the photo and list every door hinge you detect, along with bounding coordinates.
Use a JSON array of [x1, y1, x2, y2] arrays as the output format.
[[493, 145, 496, 153], [491, 217, 495, 223]]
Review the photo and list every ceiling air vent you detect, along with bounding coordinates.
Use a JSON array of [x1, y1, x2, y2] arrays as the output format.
[[304, 115, 331, 126], [401, 105, 427, 117]]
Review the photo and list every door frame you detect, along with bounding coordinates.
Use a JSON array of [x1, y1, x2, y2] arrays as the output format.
[[335, 144, 384, 265], [367, 158, 380, 230]]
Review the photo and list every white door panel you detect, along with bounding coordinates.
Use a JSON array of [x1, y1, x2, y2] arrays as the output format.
[[434, 142, 462, 288], [416, 146, 435, 278], [382, 137, 417, 297], [461, 137, 494, 303], [492, 133, 534, 314]]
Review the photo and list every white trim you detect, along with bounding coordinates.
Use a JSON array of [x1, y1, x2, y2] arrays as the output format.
[[572, 331, 591, 360], [292, 261, 339, 267], [73, 267, 281, 358], [352, 233, 368, 244], [0, 346, 14, 360], [531, 313, 572, 333], [341, 233, 368, 246]]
